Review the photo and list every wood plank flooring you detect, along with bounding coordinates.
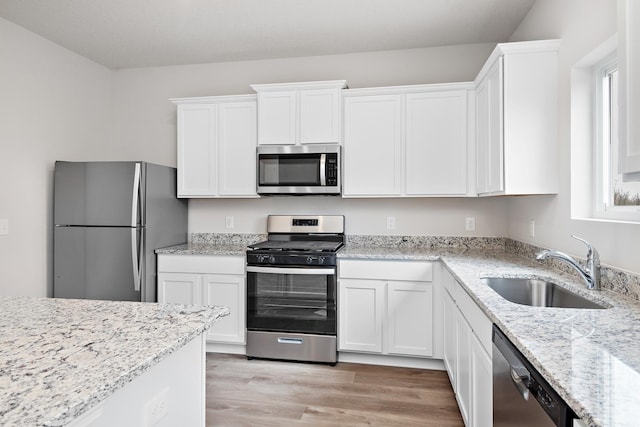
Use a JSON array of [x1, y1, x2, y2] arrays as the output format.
[[206, 354, 464, 426]]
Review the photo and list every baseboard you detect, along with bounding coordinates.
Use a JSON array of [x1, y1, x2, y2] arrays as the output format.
[[206, 342, 246, 355], [338, 352, 445, 370]]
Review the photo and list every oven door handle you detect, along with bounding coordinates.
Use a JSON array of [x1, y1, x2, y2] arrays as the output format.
[[246, 266, 335, 275]]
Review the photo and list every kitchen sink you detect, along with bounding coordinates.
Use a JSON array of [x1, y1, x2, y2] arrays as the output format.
[[482, 277, 607, 309]]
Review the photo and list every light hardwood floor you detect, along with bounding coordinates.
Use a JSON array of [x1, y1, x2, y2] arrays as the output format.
[[206, 354, 464, 426]]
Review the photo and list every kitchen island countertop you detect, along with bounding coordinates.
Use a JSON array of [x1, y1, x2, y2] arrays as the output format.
[[0, 296, 228, 426]]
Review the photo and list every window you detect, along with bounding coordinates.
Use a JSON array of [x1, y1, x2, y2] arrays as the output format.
[[594, 54, 640, 221]]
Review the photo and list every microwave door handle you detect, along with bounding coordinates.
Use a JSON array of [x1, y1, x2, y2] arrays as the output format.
[[320, 153, 326, 186]]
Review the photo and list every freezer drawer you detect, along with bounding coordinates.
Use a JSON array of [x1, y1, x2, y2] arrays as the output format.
[[54, 226, 144, 301]]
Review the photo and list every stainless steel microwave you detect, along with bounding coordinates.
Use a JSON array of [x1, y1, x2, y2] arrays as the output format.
[[257, 145, 340, 195]]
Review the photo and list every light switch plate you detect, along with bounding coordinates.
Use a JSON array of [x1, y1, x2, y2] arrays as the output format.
[[0, 219, 8, 235], [225, 216, 234, 229]]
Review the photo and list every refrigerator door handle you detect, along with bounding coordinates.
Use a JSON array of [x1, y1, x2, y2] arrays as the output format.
[[131, 228, 142, 292], [131, 163, 141, 227]]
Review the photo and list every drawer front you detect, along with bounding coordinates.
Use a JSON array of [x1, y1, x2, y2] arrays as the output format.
[[158, 254, 245, 275], [339, 260, 433, 282]]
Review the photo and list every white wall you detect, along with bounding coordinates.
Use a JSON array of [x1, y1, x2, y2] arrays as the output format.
[[113, 43, 509, 238], [0, 17, 114, 297], [507, 0, 640, 274], [189, 197, 507, 237]]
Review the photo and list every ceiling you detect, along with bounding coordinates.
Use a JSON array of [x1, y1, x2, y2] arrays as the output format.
[[0, 0, 536, 70]]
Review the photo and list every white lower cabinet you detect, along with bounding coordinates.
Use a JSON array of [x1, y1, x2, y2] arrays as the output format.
[[442, 267, 492, 427], [157, 254, 246, 346], [338, 260, 438, 358], [339, 279, 385, 353]]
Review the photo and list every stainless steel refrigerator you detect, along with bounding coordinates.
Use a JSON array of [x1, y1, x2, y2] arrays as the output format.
[[53, 161, 187, 302]]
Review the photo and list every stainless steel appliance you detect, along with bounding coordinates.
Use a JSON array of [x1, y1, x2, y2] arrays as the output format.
[[493, 325, 576, 426], [246, 215, 344, 364], [256, 144, 340, 195], [53, 161, 187, 302]]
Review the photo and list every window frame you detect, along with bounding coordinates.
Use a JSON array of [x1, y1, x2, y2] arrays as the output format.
[[592, 52, 640, 222]]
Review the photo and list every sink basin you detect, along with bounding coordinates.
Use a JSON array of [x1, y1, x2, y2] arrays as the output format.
[[482, 277, 606, 309]]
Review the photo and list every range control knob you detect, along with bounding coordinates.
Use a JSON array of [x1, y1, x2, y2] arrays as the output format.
[[318, 257, 326, 265], [306, 256, 316, 265], [269, 256, 276, 264]]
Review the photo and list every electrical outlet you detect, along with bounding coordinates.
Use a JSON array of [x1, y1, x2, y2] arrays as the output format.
[[529, 220, 535, 237], [145, 387, 169, 426], [386, 216, 396, 230], [225, 216, 234, 229], [0, 219, 8, 236], [465, 217, 475, 232]]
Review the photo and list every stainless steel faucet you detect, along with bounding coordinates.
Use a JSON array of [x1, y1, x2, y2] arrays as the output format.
[[535, 235, 601, 290]]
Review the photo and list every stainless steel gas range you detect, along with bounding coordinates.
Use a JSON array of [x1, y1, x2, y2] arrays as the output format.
[[245, 215, 344, 364]]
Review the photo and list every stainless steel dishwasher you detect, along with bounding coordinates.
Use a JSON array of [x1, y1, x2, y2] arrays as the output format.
[[493, 325, 576, 427]]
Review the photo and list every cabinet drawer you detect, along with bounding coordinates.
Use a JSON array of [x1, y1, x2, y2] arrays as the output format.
[[339, 260, 433, 282], [158, 254, 245, 275], [456, 282, 492, 355]]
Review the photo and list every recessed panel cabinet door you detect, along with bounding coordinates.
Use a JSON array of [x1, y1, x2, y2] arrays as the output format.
[[256, 91, 297, 145], [218, 102, 257, 196], [443, 288, 458, 389], [343, 95, 403, 196], [339, 279, 385, 352], [386, 281, 433, 357], [157, 273, 201, 305], [202, 274, 246, 344], [619, 0, 640, 176], [299, 88, 342, 144], [406, 91, 468, 195], [177, 104, 216, 196]]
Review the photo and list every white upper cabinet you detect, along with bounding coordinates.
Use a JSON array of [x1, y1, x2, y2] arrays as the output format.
[[343, 93, 403, 196], [343, 84, 473, 197], [475, 40, 560, 196], [173, 95, 258, 198], [405, 90, 470, 195], [251, 80, 347, 145], [619, 0, 640, 178]]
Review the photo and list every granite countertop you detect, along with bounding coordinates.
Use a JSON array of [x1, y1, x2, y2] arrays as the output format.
[[340, 245, 640, 427], [155, 242, 248, 256], [0, 297, 229, 426]]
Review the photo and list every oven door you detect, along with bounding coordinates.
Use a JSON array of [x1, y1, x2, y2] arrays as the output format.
[[246, 265, 337, 335]]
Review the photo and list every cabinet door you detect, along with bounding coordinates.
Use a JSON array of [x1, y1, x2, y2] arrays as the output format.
[[443, 288, 457, 389], [619, 0, 640, 176], [471, 332, 493, 427], [386, 281, 433, 357], [218, 101, 258, 197], [256, 91, 297, 145], [202, 274, 246, 344], [299, 88, 341, 144], [157, 273, 201, 305], [339, 279, 385, 353], [476, 57, 504, 195], [455, 308, 472, 426], [177, 104, 216, 197], [406, 91, 468, 195], [343, 95, 403, 196]]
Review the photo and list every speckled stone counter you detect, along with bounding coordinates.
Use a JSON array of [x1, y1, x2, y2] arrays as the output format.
[[0, 297, 229, 426], [155, 242, 248, 256], [340, 245, 640, 427]]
